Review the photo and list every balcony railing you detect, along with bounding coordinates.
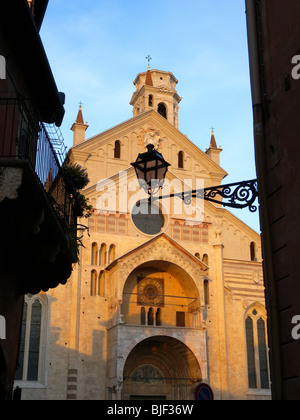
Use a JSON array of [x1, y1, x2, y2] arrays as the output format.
[[0, 96, 80, 228]]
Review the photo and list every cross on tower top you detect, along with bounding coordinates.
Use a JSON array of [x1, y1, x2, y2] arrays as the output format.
[[146, 55, 152, 69]]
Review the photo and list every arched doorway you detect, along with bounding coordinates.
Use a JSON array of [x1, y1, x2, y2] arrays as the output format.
[[123, 336, 202, 400]]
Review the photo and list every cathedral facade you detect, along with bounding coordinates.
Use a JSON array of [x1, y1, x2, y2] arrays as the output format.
[[15, 68, 270, 400]]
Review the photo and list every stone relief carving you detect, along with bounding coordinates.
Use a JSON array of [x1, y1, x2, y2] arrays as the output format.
[[143, 128, 162, 150]]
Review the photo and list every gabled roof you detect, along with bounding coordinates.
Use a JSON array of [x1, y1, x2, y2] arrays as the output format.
[[105, 232, 208, 271], [69, 109, 228, 178]]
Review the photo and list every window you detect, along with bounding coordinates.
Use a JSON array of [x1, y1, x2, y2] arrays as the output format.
[[156, 308, 162, 326], [114, 140, 121, 159], [91, 270, 105, 297], [202, 254, 208, 265], [141, 307, 146, 326], [245, 308, 270, 390], [178, 151, 184, 169], [250, 242, 257, 261], [246, 317, 256, 388], [149, 95, 153, 107], [132, 201, 165, 236], [15, 295, 47, 384], [141, 307, 162, 326], [158, 103, 167, 119], [91, 243, 98, 265], [257, 319, 269, 389], [204, 280, 210, 306], [99, 271, 105, 297], [91, 270, 98, 296], [176, 311, 185, 327], [100, 243, 107, 266], [148, 308, 154, 326], [108, 244, 116, 263]]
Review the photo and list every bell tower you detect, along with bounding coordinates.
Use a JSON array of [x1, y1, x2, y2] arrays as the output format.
[[130, 62, 182, 129]]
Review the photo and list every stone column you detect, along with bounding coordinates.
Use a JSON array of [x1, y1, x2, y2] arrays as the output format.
[[213, 230, 229, 399], [66, 219, 84, 400]]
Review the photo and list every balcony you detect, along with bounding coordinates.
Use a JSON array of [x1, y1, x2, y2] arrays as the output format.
[[0, 96, 82, 293], [0, 96, 80, 224]]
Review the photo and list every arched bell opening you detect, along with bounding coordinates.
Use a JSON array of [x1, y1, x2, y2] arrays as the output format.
[[157, 103, 167, 119]]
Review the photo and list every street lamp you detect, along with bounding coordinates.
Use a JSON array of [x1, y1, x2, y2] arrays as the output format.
[[131, 144, 259, 212], [131, 143, 171, 196]]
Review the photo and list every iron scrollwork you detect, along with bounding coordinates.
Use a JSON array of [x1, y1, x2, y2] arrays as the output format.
[[200, 179, 259, 212], [153, 179, 259, 212]]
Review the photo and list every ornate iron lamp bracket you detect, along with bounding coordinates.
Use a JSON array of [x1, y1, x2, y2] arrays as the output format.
[[152, 179, 259, 212]]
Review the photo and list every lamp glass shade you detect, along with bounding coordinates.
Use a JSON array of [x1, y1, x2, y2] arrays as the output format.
[[131, 144, 170, 194]]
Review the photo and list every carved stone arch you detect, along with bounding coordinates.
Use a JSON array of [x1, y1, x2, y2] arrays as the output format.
[[122, 135, 129, 146], [119, 332, 203, 381], [244, 301, 267, 319], [186, 156, 192, 170], [107, 143, 114, 159], [119, 252, 205, 309]]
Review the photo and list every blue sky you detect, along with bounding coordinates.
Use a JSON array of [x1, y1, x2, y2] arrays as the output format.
[[40, 0, 260, 232]]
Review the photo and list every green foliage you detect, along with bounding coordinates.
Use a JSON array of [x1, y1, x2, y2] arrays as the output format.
[[62, 162, 92, 218], [61, 162, 92, 265], [78, 192, 93, 219], [64, 224, 80, 264], [62, 162, 90, 190]]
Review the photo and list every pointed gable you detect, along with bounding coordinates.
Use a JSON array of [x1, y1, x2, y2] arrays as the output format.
[[68, 110, 227, 190], [105, 233, 208, 273]]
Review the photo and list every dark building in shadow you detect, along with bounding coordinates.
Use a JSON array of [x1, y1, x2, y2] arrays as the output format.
[[0, 0, 82, 399], [246, 0, 300, 400]]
